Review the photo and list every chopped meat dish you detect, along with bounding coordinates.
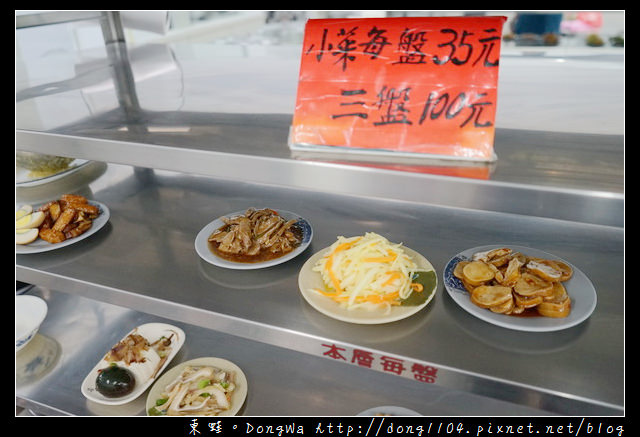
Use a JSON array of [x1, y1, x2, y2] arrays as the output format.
[[106, 333, 152, 366], [208, 208, 302, 262]]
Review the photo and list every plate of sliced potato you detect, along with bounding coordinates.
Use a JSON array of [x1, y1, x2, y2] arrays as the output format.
[[443, 245, 596, 331]]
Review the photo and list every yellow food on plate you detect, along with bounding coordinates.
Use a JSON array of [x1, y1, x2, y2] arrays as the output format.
[[499, 257, 523, 286], [453, 260, 469, 279], [311, 232, 422, 312], [455, 247, 573, 318], [16, 210, 45, 230], [513, 291, 543, 309], [537, 282, 571, 318], [470, 285, 513, 309], [488, 295, 515, 314], [15, 195, 101, 246], [513, 272, 554, 297], [462, 260, 495, 285], [16, 205, 33, 221], [525, 259, 564, 282], [16, 228, 39, 245]]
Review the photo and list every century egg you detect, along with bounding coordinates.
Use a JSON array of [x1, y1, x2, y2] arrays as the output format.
[[95, 364, 136, 398]]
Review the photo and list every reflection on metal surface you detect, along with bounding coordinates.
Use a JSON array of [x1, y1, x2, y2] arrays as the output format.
[[16, 333, 61, 386], [85, 397, 146, 417], [198, 257, 300, 291], [15, 11, 103, 29], [16, 158, 91, 187], [290, 147, 497, 180], [16, 281, 35, 295], [299, 290, 433, 345], [100, 11, 125, 44], [441, 292, 586, 354], [17, 285, 619, 416], [15, 161, 107, 208]]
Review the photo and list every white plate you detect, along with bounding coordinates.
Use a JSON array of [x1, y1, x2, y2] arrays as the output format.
[[194, 209, 312, 270], [16, 200, 110, 254], [299, 246, 437, 324], [16, 159, 90, 186], [443, 245, 597, 332], [146, 357, 248, 416], [81, 323, 185, 406], [357, 405, 422, 416]]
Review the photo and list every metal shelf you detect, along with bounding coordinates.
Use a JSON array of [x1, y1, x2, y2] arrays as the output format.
[[17, 287, 553, 416], [16, 162, 624, 416], [15, 129, 624, 228], [16, 28, 624, 417]]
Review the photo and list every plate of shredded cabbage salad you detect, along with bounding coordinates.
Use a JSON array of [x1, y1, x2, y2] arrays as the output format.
[[299, 232, 437, 324]]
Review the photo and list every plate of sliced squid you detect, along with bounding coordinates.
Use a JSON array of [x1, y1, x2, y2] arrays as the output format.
[[146, 357, 247, 416]]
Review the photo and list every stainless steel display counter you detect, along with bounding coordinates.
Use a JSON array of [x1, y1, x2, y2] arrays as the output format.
[[16, 20, 624, 417], [16, 160, 623, 416], [17, 286, 555, 416]]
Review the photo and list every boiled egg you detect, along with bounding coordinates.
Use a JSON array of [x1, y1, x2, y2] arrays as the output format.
[[16, 210, 45, 230], [16, 205, 33, 221], [16, 228, 39, 245]]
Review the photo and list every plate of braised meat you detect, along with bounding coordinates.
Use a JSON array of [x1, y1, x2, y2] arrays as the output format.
[[195, 207, 312, 270]]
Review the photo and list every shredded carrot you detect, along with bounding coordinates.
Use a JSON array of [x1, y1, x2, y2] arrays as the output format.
[[382, 271, 401, 287], [364, 291, 401, 305], [362, 255, 395, 263], [313, 289, 349, 302], [314, 233, 419, 310], [315, 288, 401, 305], [362, 250, 397, 264], [410, 283, 424, 292], [326, 239, 361, 293]]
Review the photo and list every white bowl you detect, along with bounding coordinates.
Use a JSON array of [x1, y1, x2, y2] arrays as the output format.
[[16, 295, 48, 352]]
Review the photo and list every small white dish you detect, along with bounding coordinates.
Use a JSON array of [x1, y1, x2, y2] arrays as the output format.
[[299, 246, 437, 324], [357, 405, 422, 416], [16, 200, 110, 254], [81, 323, 185, 406], [16, 295, 48, 351], [146, 357, 248, 416], [16, 159, 90, 187], [195, 208, 312, 270], [443, 244, 597, 332]]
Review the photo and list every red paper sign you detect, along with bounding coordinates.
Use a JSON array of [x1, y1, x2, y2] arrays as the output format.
[[291, 16, 506, 161]]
